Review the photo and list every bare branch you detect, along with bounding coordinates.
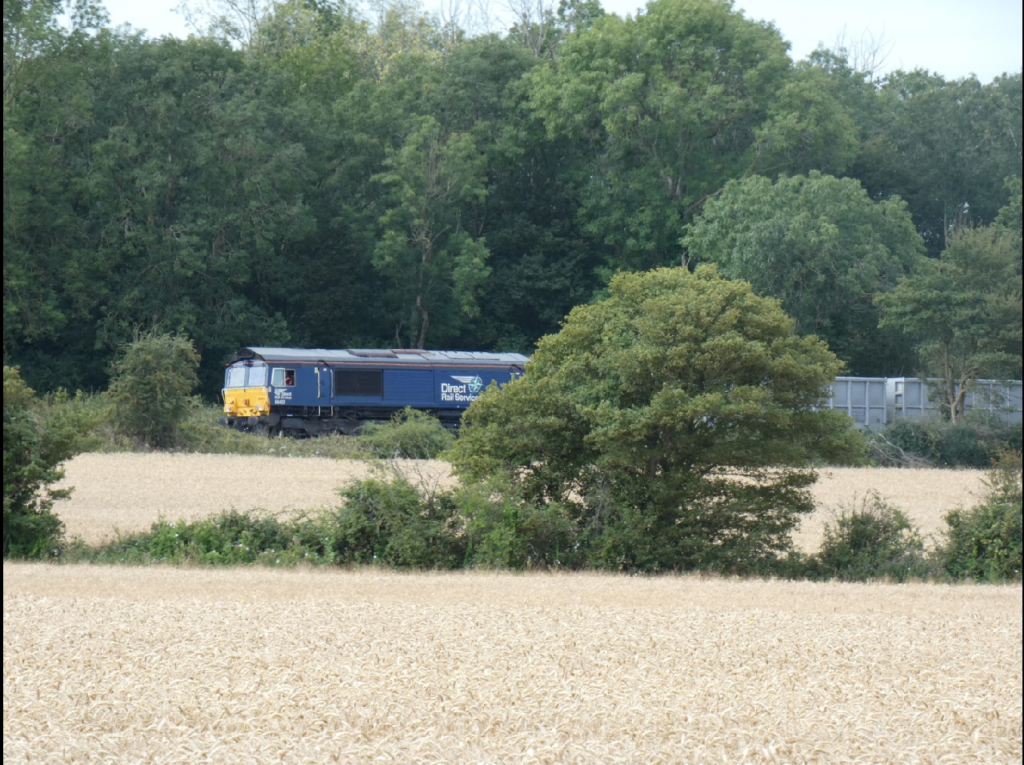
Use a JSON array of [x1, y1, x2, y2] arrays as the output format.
[[832, 24, 896, 82]]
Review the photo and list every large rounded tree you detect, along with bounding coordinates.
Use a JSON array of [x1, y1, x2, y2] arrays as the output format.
[[682, 171, 925, 375], [450, 266, 862, 572]]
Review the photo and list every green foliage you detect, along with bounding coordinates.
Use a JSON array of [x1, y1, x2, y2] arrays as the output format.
[[683, 171, 924, 375], [754, 63, 861, 177], [877, 225, 1023, 419], [4, 0, 1020, 407], [457, 474, 577, 569], [526, 0, 793, 270], [41, 396, 373, 458], [334, 471, 579, 570], [812, 493, 930, 582], [37, 388, 115, 455], [868, 415, 1023, 468], [3, 367, 87, 558], [76, 509, 339, 566], [334, 476, 466, 568], [372, 115, 491, 348], [854, 71, 1022, 256], [108, 331, 201, 448], [356, 408, 454, 459], [450, 266, 864, 573], [995, 175, 1022, 256], [938, 451, 1023, 582]]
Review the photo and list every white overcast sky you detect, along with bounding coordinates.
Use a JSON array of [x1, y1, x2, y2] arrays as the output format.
[[96, 0, 1021, 82]]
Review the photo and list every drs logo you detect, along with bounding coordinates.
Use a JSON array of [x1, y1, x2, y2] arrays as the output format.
[[440, 375, 484, 402]]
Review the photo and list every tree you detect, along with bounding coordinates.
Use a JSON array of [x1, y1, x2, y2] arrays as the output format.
[[3, 0, 112, 388], [424, 34, 601, 351], [449, 266, 862, 573], [753, 62, 860, 177], [853, 71, 1022, 255], [372, 115, 490, 348], [525, 0, 792, 271], [179, 0, 273, 52], [108, 331, 201, 447], [355, 0, 445, 81], [995, 175, 1022, 266], [683, 171, 924, 375], [876, 225, 1023, 421], [3, 366, 82, 557]]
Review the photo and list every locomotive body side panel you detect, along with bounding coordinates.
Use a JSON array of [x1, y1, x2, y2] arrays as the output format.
[[381, 369, 433, 407]]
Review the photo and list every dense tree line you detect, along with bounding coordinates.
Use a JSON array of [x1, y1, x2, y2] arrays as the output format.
[[4, 0, 1022, 396]]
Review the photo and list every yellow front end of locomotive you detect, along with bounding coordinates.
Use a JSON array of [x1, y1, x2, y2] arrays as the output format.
[[223, 387, 271, 418]]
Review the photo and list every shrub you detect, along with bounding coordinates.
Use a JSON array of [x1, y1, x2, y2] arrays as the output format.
[[79, 509, 339, 566], [870, 414, 1022, 468], [108, 330, 200, 448], [938, 451, 1022, 581], [457, 475, 578, 569], [813, 492, 930, 582], [356, 407, 454, 459], [3, 367, 86, 558], [39, 389, 114, 454], [334, 476, 466, 568], [175, 400, 290, 455]]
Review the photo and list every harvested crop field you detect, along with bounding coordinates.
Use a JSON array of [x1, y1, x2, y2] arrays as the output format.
[[55, 453, 989, 552], [4, 564, 1021, 764]]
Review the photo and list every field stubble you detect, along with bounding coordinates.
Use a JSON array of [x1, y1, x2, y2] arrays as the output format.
[[4, 565, 1021, 764], [54, 454, 989, 551]]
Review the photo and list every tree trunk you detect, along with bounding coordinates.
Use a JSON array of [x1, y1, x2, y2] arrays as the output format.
[[415, 293, 430, 349]]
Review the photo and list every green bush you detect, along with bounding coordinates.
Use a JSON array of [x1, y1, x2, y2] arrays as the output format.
[[58, 395, 374, 458], [3, 367, 87, 558], [870, 415, 1022, 468], [457, 475, 578, 569], [938, 451, 1022, 581], [77, 509, 339, 566], [108, 330, 200, 448], [812, 492, 931, 582], [39, 389, 115, 453], [334, 476, 466, 568], [356, 407, 455, 459]]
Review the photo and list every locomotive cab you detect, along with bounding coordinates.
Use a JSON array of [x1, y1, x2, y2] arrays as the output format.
[[220, 358, 271, 428]]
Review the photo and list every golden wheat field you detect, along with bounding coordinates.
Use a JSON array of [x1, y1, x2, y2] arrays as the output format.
[[4, 564, 1021, 764], [54, 453, 989, 552]]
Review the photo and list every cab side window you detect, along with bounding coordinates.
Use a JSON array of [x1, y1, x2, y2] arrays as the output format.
[[271, 368, 296, 387]]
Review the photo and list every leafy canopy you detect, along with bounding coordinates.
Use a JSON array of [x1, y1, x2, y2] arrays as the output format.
[[525, 0, 792, 270], [877, 224, 1022, 420], [683, 171, 924, 375], [450, 266, 863, 572]]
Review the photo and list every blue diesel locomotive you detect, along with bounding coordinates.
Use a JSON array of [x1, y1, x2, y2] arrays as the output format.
[[219, 347, 527, 436]]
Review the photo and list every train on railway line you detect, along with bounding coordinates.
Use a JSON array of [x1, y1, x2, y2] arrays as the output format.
[[219, 346, 527, 436], [219, 347, 1022, 436]]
